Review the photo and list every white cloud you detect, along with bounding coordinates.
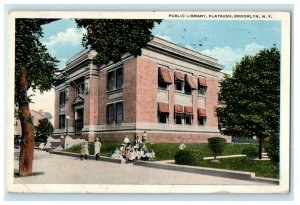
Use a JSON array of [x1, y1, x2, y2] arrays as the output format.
[[57, 58, 68, 69], [42, 27, 86, 48], [200, 43, 265, 74]]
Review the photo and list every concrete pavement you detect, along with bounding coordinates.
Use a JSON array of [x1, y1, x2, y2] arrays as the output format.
[[14, 149, 271, 185]]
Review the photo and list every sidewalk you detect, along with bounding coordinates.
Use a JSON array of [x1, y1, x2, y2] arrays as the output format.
[[14, 149, 272, 185]]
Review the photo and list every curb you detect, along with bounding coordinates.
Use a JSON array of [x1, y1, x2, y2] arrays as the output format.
[[49, 150, 126, 164], [133, 160, 279, 185]]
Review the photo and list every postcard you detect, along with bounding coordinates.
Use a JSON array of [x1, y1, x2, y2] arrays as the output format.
[[7, 11, 290, 193]]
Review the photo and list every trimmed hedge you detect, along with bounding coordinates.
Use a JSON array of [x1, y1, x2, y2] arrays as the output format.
[[264, 134, 279, 162], [241, 144, 258, 159], [174, 149, 204, 166], [208, 137, 226, 160]]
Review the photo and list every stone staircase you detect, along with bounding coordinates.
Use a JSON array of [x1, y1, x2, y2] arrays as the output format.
[[262, 152, 270, 160]]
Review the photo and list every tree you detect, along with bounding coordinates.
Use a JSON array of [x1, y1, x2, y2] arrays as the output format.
[[15, 19, 58, 175], [35, 119, 54, 142], [208, 137, 226, 160], [75, 19, 162, 65], [216, 47, 280, 160]]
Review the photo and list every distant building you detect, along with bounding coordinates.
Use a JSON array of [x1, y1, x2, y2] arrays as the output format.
[[53, 37, 231, 143], [14, 109, 53, 137]]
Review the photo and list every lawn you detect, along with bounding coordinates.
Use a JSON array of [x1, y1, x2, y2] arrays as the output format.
[[64, 141, 279, 179], [65, 141, 257, 159], [64, 141, 120, 157], [196, 158, 279, 179]]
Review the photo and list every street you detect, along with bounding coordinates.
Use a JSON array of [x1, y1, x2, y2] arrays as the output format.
[[14, 149, 269, 185]]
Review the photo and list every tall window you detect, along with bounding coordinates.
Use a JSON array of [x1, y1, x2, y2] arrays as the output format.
[[106, 102, 123, 124], [116, 68, 123, 89], [107, 67, 123, 91], [76, 82, 85, 95], [199, 116, 206, 126], [59, 90, 66, 106], [184, 83, 192, 95], [59, 114, 65, 129], [185, 115, 192, 125], [158, 78, 168, 89], [115, 102, 123, 123], [107, 104, 115, 124], [158, 113, 168, 123], [176, 80, 184, 91], [198, 77, 207, 95], [175, 114, 183, 124], [198, 85, 206, 95]]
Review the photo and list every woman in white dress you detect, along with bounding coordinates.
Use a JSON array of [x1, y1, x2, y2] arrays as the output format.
[[94, 138, 101, 161], [84, 141, 89, 159]]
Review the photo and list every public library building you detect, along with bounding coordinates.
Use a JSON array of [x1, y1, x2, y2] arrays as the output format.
[[53, 37, 231, 143]]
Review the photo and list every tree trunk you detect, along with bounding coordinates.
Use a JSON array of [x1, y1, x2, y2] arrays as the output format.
[[258, 136, 263, 160], [18, 68, 35, 176]]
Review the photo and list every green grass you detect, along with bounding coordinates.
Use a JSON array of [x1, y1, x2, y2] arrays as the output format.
[[196, 158, 279, 179], [64, 142, 120, 157], [147, 143, 257, 160], [64, 142, 278, 179], [65, 142, 258, 159]]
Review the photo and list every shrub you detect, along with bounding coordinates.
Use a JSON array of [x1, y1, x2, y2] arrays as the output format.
[[241, 144, 258, 159], [264, 134, 279, 162], [174, 149, 204, 166], [208, 137, 226, 160]]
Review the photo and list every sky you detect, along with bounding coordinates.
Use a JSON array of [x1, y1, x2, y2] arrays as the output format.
[[29, 18, 281, 118]]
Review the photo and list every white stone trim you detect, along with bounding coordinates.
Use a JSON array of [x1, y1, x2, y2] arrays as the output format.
[[174, 92, 193, 106], [147, 37, 223, 69], [81, 122, 219, 133], [141, 49, 220, 78], [157, 89, 169, 103]]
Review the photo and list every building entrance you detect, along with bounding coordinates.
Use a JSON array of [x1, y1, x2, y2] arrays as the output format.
[[75, 108, 84, 135]]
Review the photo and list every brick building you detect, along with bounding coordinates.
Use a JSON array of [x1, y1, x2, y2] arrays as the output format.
[[53, 37, 230, 143], [14, 109, 52, 137]]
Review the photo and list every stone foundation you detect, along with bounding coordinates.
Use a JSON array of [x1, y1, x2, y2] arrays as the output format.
[[63, 131, 231, 143]]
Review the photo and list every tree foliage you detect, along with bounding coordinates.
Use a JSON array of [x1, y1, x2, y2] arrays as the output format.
[[216, 47, 280, 159], [75, 19, 162, 65], [15, 19, 59, 104], [35, 118, 54, 142], [15, 18, 58, 175], [208, 137, 227, 160]]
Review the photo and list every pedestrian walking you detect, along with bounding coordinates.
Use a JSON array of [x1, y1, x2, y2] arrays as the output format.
[[94, 138, 102, 160], [80, 142, 85, 160], [84, 141, 89, 159]]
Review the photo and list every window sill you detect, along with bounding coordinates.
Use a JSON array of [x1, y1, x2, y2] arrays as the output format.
[[107, 88, 123, 94], [158, 87, 168, 91], [174, 90, 192, 96]]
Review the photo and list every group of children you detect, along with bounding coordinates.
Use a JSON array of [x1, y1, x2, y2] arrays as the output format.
[[111, 132, 155, 161]]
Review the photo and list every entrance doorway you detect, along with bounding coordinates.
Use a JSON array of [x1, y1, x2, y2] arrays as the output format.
[[75, 108, 84, 135]]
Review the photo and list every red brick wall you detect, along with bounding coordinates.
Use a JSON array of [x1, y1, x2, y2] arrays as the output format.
[[94, 132, 137, 142], [192, 76, 199, 125], [123, 58, 137, 123], [136, 57, 158, 123], [206, 77, 219, 127], [84, 77, 99, 126], [66, 85, 75, 128], [168, 71, 175, 124], [98, 70, 108, 124]]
